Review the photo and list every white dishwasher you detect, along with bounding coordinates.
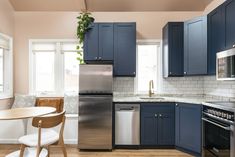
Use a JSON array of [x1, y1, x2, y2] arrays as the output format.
[[115, 104, 140, 145]]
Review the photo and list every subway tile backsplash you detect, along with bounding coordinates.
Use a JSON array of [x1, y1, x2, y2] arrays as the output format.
[[161, 77, 204, 95], [113, 76, 235, 98], [204, 76, 235, 98], [113, 77, 135, 94]]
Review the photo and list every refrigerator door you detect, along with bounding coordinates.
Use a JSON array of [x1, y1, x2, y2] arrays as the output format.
[[79, 65, 113, 94], [78, 95, 113, 150]]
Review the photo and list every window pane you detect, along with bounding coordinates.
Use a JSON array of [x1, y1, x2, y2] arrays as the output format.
[[137, 44, 158, 92], [35, 52, 55, 92], [64, 52, 79, 92], [0, 48, 3, 92], [61, 43, 77, 51], [32, 43, 56, 51]]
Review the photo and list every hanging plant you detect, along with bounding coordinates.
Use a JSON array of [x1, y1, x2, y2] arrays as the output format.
[[76, 12, 95, 64]]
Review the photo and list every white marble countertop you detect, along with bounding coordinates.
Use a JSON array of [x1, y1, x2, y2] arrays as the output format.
[[113, 95, 222, 105]]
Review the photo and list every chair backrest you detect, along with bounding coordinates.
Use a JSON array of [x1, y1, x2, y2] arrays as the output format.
[[36, 98, 64, 113], [32, 110, 66, 128]]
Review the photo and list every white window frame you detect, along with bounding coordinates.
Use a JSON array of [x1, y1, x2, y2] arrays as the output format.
[[0, 33, 13, 99], [29, 39, 78, 97], [135, 39, 163, 94]]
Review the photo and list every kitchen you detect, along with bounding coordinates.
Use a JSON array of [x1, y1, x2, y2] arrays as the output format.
[[0, 0, 235, 157]]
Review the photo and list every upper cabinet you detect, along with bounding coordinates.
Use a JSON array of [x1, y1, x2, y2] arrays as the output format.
[[207, 0, 235, 74], [207, 6, 224, 75], [222, 0, 235, 50], [84, 23, 114, 62], [84, 22, 137, 77], [163, 22, 184, 77], [114, 23, 136, 77], [184, 16, 207, 75]]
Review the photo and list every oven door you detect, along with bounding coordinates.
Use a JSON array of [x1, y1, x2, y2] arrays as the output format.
[[202, 117, 233, 157]]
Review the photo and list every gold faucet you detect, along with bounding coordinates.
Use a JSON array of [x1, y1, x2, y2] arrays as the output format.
[[149, 80, 154, 97]]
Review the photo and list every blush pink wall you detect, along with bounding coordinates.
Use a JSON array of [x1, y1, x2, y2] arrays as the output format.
[[203, 0, 225, 14], [14, 11, 202, 93], [0, 0, 14, 36], [0, 0, 14, 106]]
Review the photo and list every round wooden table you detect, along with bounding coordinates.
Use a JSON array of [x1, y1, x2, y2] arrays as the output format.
[[0, 107, 56, 120], [0, 107, 56, 135]]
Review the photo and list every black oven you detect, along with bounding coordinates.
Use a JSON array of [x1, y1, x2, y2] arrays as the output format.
[[202, 105, 235, 157]]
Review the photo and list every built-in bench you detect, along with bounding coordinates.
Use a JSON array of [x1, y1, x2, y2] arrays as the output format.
[[0, 96, 78, 144]]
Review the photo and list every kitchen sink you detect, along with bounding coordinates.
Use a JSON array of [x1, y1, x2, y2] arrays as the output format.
[[139, 96, 165, 100]]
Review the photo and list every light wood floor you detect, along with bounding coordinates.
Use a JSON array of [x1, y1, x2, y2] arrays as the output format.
[[0, 145, 193, 157]]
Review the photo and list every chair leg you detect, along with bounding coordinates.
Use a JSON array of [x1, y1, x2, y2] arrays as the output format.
[[60, 139, 67, 157], [19, 144, 26, 157], [47, 146, 50, 157], [36, 147, 42, 157]]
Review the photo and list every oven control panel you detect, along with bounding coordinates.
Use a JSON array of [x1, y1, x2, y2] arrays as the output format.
[[203, 106, 234, 122]]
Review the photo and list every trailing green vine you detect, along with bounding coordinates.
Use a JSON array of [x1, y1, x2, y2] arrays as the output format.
[[76, 12, 94, 64]]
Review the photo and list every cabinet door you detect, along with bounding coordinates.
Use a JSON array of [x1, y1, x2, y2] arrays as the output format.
[[141, 111, 157, 145], [98, 23, 114, 61], [84, 23, 99, 61], [222, 0, 235, 49], [158, 111, 175, 145], [163, 22, 184, 77], [169, 23, 184, 76], [207, 6, 224, 75], [184, 16, 207, 75], [175, 103, 202, 154], [114, 23, 136, 76]]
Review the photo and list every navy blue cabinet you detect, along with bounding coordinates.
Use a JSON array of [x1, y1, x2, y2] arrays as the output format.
[[84, 23, 99, 61], [222, 0, 235, 49], [207, 6, 224, 75], [114, 23, 136, 77], [175, 103, 201, 155], [141, 103, 175, 146], [163, 22, 184, 77], [84, 23, 114, 62], [184, 16, 207, 75]]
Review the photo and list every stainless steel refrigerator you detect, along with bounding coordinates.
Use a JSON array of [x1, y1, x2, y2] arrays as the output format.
[[78, 64, 113, 150]]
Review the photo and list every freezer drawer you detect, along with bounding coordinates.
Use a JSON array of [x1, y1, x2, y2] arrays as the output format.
[[115, 104, 140, 145], [78, 95, 112, 150]]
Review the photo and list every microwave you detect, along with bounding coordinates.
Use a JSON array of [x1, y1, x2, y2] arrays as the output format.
[[217, 48, 235, 80]]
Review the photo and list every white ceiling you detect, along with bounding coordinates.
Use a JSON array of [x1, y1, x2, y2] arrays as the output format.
[[9, 0, 213, 12]]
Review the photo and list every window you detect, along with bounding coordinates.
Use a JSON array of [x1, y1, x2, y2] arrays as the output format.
[[29, 40, 79, 96], [0, 48, 3, 92], [136, 41, 160, 93], [0, 33, 13, 98]]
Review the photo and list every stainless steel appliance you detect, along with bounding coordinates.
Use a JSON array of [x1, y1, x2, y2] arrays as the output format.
[[202, 102, 235, 157], [217, 48, 235, 80], [115, 104, 140, 145], [78, 64, 113, 150]]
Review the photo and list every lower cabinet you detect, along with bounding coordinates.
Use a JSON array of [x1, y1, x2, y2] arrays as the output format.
[[141, 103, 175, 146], [175, 103, 202, 155]]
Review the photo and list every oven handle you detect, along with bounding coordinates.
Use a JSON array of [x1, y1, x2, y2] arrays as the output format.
[[202, 117, 231, 131]]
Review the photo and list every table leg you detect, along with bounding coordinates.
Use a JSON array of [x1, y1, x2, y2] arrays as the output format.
[[22, 119, 28, 135]]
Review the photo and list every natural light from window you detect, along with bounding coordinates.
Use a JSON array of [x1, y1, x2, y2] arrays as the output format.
[[0, 33, 13, 98], [30, 40, 79, 96], [0, 48, 3, 92], [137, 43, 159, 93], [35, 52, 55, 92], [63, 43, 79, 92]]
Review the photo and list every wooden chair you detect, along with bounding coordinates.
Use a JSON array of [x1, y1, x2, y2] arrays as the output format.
[[18, 110, 67, 157], [36, 98, 64, 113]]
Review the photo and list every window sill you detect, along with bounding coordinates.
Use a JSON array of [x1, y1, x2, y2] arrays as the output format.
[[0, 94, 13, 100]]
